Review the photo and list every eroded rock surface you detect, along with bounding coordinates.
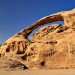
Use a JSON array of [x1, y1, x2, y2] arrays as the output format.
[[0, 58, 28, 71], [0, 9, 75, 70]]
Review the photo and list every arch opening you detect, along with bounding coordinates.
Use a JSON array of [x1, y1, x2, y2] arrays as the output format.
[[28, 21, 64, 40]]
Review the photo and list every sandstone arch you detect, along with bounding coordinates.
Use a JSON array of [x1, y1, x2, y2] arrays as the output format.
[[0, 9, 75, 57], [0, 11, 64, 57], [17, 8, 75, 39], [17, 12, 64, 39], [0, 9, 75, 70]]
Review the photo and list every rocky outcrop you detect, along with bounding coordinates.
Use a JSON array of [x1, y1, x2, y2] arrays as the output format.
[[0, 58, 28, 71], [0, 9, 75, 70]]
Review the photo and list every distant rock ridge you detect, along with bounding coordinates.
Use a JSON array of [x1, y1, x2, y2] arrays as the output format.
[[0, 9, 75, 70]]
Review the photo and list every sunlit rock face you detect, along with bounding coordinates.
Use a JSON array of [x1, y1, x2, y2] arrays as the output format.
[[0, 9, 75, 70], [62, 9, 75, 28]]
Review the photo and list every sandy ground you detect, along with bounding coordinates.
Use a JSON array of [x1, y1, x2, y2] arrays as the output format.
[[0, 69, 75, 75]]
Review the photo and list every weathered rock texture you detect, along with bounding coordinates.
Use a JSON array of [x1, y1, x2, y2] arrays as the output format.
[[0, 9, 75, 70]]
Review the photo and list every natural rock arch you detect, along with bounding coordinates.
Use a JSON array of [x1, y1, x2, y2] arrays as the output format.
[[0, 8, 75, 56], [17, 9, 75, 39], [0, 9, 75, 70], [17, 12, 64, 39]]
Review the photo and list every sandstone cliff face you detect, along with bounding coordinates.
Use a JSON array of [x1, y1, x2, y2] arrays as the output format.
[[0, 9, 75, 70]]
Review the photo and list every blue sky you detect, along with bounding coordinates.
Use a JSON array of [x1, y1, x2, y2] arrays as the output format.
[[0, 0, 75, 44]]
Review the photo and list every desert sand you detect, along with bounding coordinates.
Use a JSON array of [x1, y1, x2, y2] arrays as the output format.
[[0, 69, 75, 75]]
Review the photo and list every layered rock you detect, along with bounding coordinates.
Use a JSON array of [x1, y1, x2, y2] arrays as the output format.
[[0, 9, 75, 70]]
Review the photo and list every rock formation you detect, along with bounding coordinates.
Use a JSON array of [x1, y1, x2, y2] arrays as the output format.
[[0, 9, 75, 70]]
